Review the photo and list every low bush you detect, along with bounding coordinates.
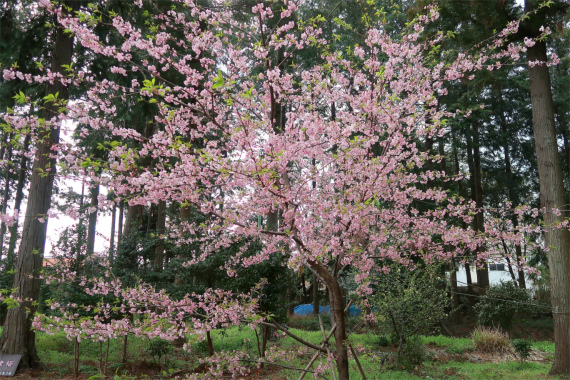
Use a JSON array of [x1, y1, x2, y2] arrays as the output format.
[[474, 281, 535, 332], [397, 335, 426, 368], [471, 326, 512, 354], [371, 264, 449, 368], [512, 339, 532, 363], [147, 338, 172, 365], [376, 335, 392, 347]]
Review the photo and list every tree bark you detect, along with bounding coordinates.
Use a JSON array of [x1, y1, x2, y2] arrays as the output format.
[[312, 275, 319, 316], [0, 0, 80, 368], [109, 203, 116, 263], [330, 280, 349, 380], [309, 260, 349, 380], [7, 134, 30, 265], [0, 136, 13, 259], [174, 205, 191, 285], [86, 183, 99, 255], [123, 204, 143, 237], [450, 258, 460, 322], [497, 85, 526, 288], [452, 129, 474, 297], [526, 33, 570, 375], [471, 122, 490, 290], [154, 200, 166, 270], [75, 182, 85, 268], [117, 200, 124, 246]]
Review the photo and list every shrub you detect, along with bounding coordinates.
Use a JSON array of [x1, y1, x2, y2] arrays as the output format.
[[471, 326, 512, 354], [376, 335, 392, 347], [371, 264, 449, 367], [474, 281, 534, 332], [512, 339, 532, 363], [398, 335, 426, 368], [147, 338, 172, 365]]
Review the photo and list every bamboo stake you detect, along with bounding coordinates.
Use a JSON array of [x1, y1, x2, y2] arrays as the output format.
[[319, 314, 337, 380]]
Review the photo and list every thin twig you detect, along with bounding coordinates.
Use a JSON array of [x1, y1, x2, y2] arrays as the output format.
[[348, 342, 367, 380], [239, 359, 330, 379]]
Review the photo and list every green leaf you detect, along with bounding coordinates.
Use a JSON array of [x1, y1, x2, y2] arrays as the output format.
[[212, 70, 225, 89], [13, 91, 27, 105]]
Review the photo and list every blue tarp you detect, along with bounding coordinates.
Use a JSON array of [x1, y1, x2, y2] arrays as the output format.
[[293, 304, 361, 317]]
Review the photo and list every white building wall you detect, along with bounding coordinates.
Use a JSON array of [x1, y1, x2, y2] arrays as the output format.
[[454, 264, 515, 286]]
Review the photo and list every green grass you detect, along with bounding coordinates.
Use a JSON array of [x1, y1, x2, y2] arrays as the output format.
[[0, 324, 563, 379], [533, 341, 555, 353], [422, 335, 474, 354]]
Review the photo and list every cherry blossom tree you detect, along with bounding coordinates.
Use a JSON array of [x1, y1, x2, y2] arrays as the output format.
[[1, 0, 561, 378]]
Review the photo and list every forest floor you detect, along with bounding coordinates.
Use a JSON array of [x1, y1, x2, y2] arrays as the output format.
[[4, 315, 563, 379]]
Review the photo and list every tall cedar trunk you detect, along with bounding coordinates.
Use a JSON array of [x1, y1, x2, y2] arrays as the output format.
[[562, 128, 570, 205], [526, 36, 570, 375], [0, 0, 79, 367], [172, 205, 190, 348], [109, 203, 116, 263], [497, 86, 526, 288], [438, 137, 460, 318], [117, 200, 124, 246], [450, 258, 460, 322], [466, 127, 489, 290], [471, 122, 489, 289], [452, 129, 473, 295], [123, 205, 143, 237], [86, 183, 99, 255], [75, 182, 85, 268], [174, 205, 191, 285], [154, 200, 166, 270], [0, 136, 13, 259], [145, 204, 154, 236], [7, 134, 30, 264]]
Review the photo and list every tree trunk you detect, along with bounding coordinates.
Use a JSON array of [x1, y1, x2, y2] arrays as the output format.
[[330, 281, 349, 380], [561, 128, 570, 205], [86, 183, 99, 255], [497, 85, 526, 289], [109, 203, 116, 263], [312, 275, 319, 315], [0, 0, 80, 368], [0, 136, 13, 259], [154, 200, 166, 270], [301, 272, 307, 302], [206, 330, 214, 357], [450, 258, 460, 322], [526, 31, 570, 375], [123, 204, 143, 237], [7, 134, 30, 266], [471, 122, 489, 290], [452, 129, 474, 297], [117, 200, 124, 246], [174, 205, 191, 285], [75, 182, 85, 269], [309, 261, 349, 380]]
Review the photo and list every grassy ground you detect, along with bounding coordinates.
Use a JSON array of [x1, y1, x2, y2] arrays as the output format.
[[0, 319, 564, 379]]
